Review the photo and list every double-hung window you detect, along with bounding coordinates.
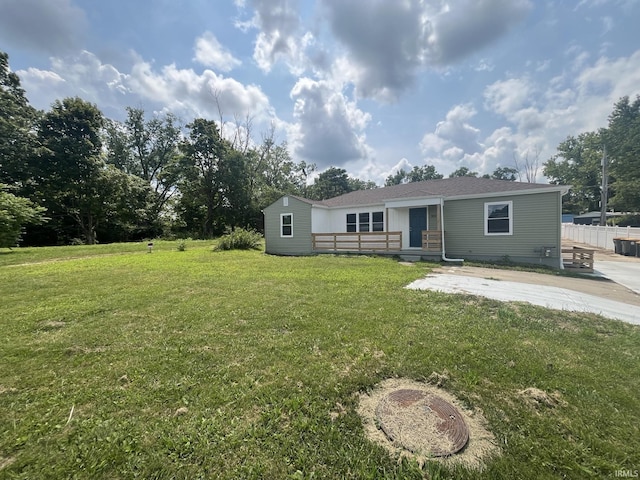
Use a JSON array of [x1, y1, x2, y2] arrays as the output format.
[[485, 201, 513, 235], [372, 211, 384, 231], [281, 213, 293, 237], [359, 213, 370, 232], [346, 211, 384, 232], [346, 214, 357, 232]]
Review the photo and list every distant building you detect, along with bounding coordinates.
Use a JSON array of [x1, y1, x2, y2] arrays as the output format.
[[572, 211, 623, 225]]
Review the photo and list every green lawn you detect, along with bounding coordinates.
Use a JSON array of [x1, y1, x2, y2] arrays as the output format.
[[1, 241, 638, 479]]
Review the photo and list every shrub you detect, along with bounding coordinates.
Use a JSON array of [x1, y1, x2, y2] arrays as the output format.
[[612, 214, 640, 227], [215, 228, 263, 251], [177, 240, 186, 251]]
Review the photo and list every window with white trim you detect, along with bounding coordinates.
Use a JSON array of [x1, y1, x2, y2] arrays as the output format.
[[485, 201, 513, 235], [346, 211, 384, 232], [281, 213, 293, 237]]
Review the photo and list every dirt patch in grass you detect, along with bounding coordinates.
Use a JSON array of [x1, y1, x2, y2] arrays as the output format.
[[39, 321, 66, 330], [0, 456, 16, 470], [173, 406, 189, 417], [357, 378, 500, 471], [518, 387, 567, 411], [65, 345, 108, 355], [0, 386, 18, 395]]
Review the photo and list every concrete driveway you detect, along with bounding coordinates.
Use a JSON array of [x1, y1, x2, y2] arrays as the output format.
[[594, 259, 640, 295], [406, 247, 640, 326]]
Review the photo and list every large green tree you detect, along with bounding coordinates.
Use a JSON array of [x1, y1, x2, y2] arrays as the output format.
[[93, 166, 154, 243], [104, 108, 182, 235], [408, 165, 443, 182], [0, 51, 39, 190], [348, 177, 377, 191], [385, 165, 443, 186], [37, 97, 105, 244], [307, 167, 352, 200], [604, 95, 640, 212], [178, 119, 250, 237], [545, 96, 640, 215], [543, 132, 603, 214], [485, 166, 518, 181], [449, 166, 478, 178], [244, 136, 310, 221], [385, 170, 406, 186], [35, 97, 150, 244]]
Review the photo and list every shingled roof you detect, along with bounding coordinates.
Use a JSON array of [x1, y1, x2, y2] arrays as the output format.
[[309, 177, 568, 208]]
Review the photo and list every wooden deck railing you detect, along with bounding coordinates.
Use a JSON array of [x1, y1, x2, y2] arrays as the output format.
[[562, 246, 594, 273], [312, 230, 444, 253], [312, 231, 402, 252], [422, 231, 442, 251]]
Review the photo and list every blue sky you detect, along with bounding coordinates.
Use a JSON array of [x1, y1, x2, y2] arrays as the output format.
[[1, 0, 639, 185]]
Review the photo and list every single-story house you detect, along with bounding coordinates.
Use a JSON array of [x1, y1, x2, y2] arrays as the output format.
[[263, 177, 570, 268], [572, 211, 623, 225]]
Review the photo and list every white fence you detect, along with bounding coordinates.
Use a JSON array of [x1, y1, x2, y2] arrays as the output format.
[[562, 223, 640, 251]]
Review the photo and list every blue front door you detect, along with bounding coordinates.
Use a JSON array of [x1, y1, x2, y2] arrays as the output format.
[[409, 208, 427, 248]]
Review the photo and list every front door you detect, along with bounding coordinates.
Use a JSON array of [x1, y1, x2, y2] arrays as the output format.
[[409, 208, 427, 248]]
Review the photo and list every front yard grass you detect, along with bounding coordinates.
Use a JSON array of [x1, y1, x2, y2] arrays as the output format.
[[1, 242, 638, 479]]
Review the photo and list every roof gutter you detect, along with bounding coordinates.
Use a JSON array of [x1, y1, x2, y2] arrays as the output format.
[[440, 198, 464, 264]]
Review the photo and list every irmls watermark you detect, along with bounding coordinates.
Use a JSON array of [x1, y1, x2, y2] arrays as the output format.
[[614, 469, 639, 478]]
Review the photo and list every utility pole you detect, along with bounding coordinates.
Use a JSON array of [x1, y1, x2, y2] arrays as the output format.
[[600, 145, 608, 226]]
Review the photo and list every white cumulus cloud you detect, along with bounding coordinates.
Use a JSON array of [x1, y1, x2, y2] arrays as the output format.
[[420, 49, 640, 180], [288, 77, 371, 167], [17, 50, 276, 127], [193, 32, 242, 72]]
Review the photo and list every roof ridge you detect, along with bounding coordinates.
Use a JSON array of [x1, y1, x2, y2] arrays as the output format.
[[316, 177, 567, 208]]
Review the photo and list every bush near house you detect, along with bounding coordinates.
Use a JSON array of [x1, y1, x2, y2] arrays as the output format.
[[611, 214, 640, 227], [214, 227, 263, 251]]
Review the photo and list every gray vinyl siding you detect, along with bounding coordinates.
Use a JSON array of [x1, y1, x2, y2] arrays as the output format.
[[443, 192, 561, 262], [263, 196, 313, 255]]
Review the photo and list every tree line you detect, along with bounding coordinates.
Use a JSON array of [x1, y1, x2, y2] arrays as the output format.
[[0, 49, 441, 247], [2, 49, 639, 247], [1, 51, 347, 247], [543, 96, 640, 220]]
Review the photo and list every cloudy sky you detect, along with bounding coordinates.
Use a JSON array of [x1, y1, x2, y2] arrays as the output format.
[[1, 0, 639, 184]]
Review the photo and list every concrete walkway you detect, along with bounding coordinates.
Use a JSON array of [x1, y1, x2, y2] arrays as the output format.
[[595, 261, 640, 295], [406, 244, 640, 325], [406, 274, 639, 325]]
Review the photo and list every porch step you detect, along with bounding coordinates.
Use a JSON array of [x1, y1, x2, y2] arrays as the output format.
[[399, 255, 423, 262]]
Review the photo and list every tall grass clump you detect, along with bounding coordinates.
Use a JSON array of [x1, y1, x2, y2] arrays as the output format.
[[214, 227, 262, 251]]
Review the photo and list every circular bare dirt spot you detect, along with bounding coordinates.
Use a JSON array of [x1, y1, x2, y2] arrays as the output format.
[[357, 378, 500, 470]]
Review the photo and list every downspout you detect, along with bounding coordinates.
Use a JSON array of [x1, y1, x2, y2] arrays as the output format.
[[440, 198, 464, 263], [558, 189, 568, 269]]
